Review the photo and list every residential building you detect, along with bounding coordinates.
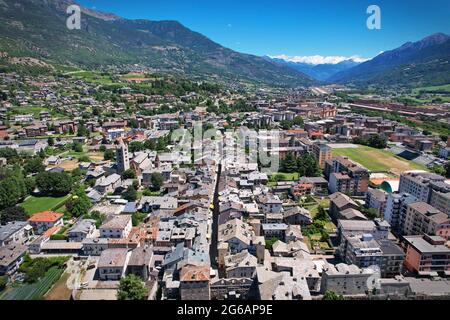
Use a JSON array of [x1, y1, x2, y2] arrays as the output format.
[[0, 244, 28, 276], [404, 202, 450, 239], [218, 219, 253, 253], [126, 245, 154, 281], [403, 235, 450, 276], [312, 143, 332, 169], [0, 222, 33, 247], [329, 192, 360, 220], [82, 238, 109, 256], [384, 193, 418, 235], [98, 248, 130, 281], [95, 173, 122, 194], [261, 223, 288, 240], [224, 250, 257, 278], [179, 265, 211, 300], [68, 219, 97, 242], [28, 211, 63, 235], [326, 156, 369, 196], [320, 263, 374, 296], [366, 188, 387, 217], [283, 206, 312, 225], [100, 215, 132, 239], [398, 172, 445, 203]]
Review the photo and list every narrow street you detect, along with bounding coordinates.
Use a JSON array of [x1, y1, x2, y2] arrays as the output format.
[[209, 163, 222, 269]]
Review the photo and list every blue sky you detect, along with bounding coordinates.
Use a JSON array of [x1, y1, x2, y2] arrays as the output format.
[[77, 0, 450, 61]]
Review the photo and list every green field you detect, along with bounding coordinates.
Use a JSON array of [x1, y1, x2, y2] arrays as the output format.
[[0, 268, 64, 300], [413, 84, 450, 93], [20, 195, 70, 215], [9, 106, 67, 119], [332, 146, 427, 175], [271, 172, 299, 181]]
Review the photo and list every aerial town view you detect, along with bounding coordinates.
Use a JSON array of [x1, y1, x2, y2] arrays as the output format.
[[0, 0, 449, 307]]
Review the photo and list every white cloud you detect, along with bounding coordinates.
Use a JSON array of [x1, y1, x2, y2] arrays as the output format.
[[268, 54, 371, 65]]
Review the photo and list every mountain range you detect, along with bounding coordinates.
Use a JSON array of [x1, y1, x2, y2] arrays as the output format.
[[266, 57, 361, 81], [328, 33, 450, 87], [0, 0, 448, 88], [0, 0, 314, 87]]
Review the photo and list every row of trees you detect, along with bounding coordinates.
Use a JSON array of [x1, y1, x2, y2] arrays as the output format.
[[0, 166, 35, 211], [279, 116, 304, 130], [280, 152, 322, 177], [353, 135, 387, 149]]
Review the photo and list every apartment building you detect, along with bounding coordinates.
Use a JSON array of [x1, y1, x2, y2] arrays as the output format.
[[99, 215, 132, 239], [398, 172, 446, 203], [312, 143, 332, 169], [366, 188, 387, 217], [384, 193, 419, 235], [404, 202, 450, 240], [326, 156, 369, 196], [339, 234, 405, 277], [403, 235, 450, 276]]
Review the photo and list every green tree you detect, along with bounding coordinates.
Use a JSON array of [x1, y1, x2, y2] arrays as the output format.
[[323, 290, 345, 300], [150, 172, 164, 191], [122, 169, 136, 180], [65, 188, 92, 217], [77, 124, 90, 138], [143, 140, 156, 150], [72, 142, 83, 153], [432, 165, 446, 176], [0, 170, 28, 210], [129, 141, 144, 153], [0, 206, 28, 224], [123, 185, 138, 201], [117, 274, 148, 300], [35, 172, 73, 196], [47, 137, 55, 146], [0, 275, 7, 291], [24, 158, 45, 174], [281, 152, 298, 173], [104, 149, 115, 161], [297, 154, 321, 177]]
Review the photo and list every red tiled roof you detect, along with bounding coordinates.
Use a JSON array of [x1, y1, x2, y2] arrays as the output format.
[[180, 265, 210, 282], [43, 225, 61, 237], [28, 211, 63, 223]]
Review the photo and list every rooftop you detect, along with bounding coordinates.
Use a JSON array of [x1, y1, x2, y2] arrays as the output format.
[[28, 211, 63, 223]]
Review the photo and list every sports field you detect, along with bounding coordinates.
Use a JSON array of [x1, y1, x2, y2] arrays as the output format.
[[332, 146, 427, 175], [0, 268, 64, 300]]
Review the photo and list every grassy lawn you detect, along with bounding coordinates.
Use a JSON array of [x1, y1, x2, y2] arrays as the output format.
[[271, 172, 299, 181], [0, 268, 64, 300], [302, 197, 330, 219], [332, 146, 427, 175], [20, 195, 70, 215]]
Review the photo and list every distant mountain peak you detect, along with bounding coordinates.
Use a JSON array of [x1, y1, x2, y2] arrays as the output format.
[[267, 54, 368, 65], [328, 32, 450, 87]]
